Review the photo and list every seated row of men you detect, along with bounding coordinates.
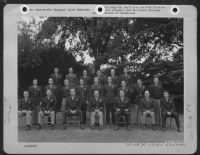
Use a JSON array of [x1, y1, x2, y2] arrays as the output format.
[[18, 87, 181, 132]]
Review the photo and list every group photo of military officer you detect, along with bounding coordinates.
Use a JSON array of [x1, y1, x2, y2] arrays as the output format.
[[18, 66, 182, 132], [18, 17, 184, 142]]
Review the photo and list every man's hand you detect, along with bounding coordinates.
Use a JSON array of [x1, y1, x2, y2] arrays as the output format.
[[44, 110, 49, 114], [22, 110, 27, 113], [70, 109, 77, 114], [167, 111, 171, 115], [116, 108, 120, 112], [146, 110, 150, 114], [95, 109, 99, 113], [124, 109, 128, 112]]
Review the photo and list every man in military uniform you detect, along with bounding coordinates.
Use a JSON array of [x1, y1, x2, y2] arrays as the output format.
[[120, 67, 132, 86], [149, 76, 164, 127], [28, 78, 42, 125], [90, 77, 104, 98], [110, 68, 119, 87], [18, 91, 33, 130], [50, 67, 63, 86], [161, 91, 181, 132], [114, 90, 131, 130], [133, 78, 145, 125], [38, 89, 56, 130], [62, 88, 83, 129], [80, 69, 91, 87], [61, 79, 71, 111], [104, 76, 117, 124], [118, 80, 131, 98], [76, 79, 89, 125], [140, 90, 156, 130], [89, 90, 104, 130], [96, 70, 106, 86], [44, 78, 58, 97], [50, 67, 63, 111], [65, 67, 78, 87]]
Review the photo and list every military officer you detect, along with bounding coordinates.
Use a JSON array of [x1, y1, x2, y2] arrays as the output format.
[[110, 68, 119, 87], [18, 91, 33, 130], [89, 90, 104, 130], [133, 78, 145, 125], [104, 76, 117, 124], [140, 90, 156, 130], [28, 78, 42, 124], [149, 76, 164, 127], [114, 90, 131, 130], [65, 67, 78, 87], [44, 78, 58, 97], [50, 67, 63, 111], [76, 79, 89, 125], [38, 89, 56, 130], [90, 77, 104, 98], [50, 67, 63, 86], [80, 69, 91, 87], [160, 91, 181, 132], [120, 67, 132, 86], [62, 88, 83, 129]]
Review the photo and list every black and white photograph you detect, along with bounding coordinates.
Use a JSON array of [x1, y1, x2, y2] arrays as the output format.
[[3, 4, 197, 154], [17, 16, 184, 143]]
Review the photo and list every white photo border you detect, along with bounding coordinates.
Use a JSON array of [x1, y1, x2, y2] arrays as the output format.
[[3, 4, 197, 154]]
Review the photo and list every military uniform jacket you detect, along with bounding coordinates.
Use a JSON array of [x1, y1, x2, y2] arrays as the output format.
[[76, 85, 89, 104], [50, 73, 63, 86], [41, 96, 57, 111], [120, 74, 132, 85], [19, 97, 33, 111], [115, 97, 130, 111], [28, 85, 42, 98], [104, 84, 116, 103], [65, 73, 78, 86], [118, 86, 130, 98], [149, 83, 163, 99], [140, 97, 155, 112], [89, 97, 104, 111], [61, 86, 71, 98], [80, 75, 91, 86], [44, 85, 57, 97], [65, 96, 80, 111], [90, 84, 103, 98], [111, 75, 119, 87], [97, 75, 106, 86], [134, 85, 145, 99], [160, 97, 175, 113]]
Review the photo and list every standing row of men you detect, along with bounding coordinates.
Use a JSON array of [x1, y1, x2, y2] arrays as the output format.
[[18, 67, 181, 132]]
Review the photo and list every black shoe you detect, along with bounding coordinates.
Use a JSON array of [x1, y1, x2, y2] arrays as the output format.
[[51, 125, 54, 130], [26, 125, 31, 131], [161, 127, 166, 131], [152, 125, 156, 131], [177, 128, 182, 132], [63, 124, 67, 130], [99, 125, 103, 130], [114, 125, 119, 131], [91, 126, 95, 130], [142, 124, 146, 130], [80, 125, 84, 130], [127, 125, 131, 130], [38, 124, 42, 130]]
